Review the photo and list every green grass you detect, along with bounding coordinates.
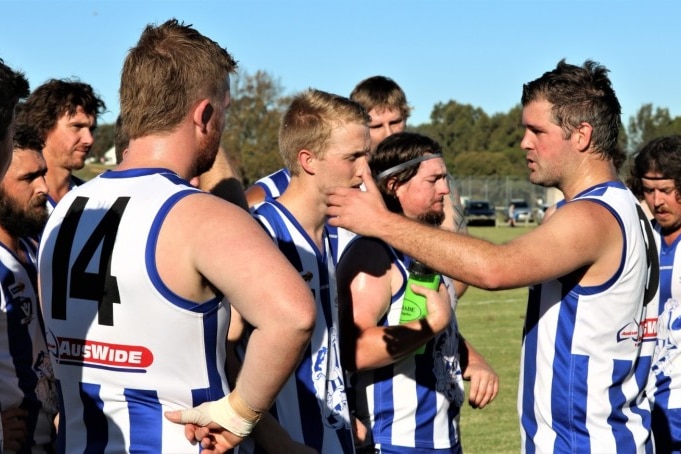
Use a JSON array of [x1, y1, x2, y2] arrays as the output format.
[[74, 163, 113, 181], [457, 225, 533, 453]]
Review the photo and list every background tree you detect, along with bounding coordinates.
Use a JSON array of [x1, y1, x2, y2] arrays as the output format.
[[221, 70, 291, 185], [452, 150, 516, 176], [627, 103, 681, 152], [415, 100, 490, 173], [91, 122, 115, 161]]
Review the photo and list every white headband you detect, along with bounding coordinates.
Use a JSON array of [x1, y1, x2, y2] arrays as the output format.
[[375, 153, 442, 181]]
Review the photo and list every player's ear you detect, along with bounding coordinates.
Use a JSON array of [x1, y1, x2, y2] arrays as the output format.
[[386, 176, 399, 194], [573, 122, 593, 152], [298, 149, 315, 174], [193, 99, 214, 133]]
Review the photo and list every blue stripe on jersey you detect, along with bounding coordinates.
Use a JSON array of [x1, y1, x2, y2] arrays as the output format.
[[125, 388, 163, 452], [373, 366, 396, 442], [254, 168, 291, 199], [202, 310, 226, 399], [295, 355, 324, 448], [80, 382, 108, 452], [660, 243, 676, 311], [632, 354, 653, 444], [146, 189, 224, 311], [551, 292, 589, 452], [377, 445, 462, 454], [608, 360, 636, 453], [521, 284, 542, 453], [100, 168, 192, 186]]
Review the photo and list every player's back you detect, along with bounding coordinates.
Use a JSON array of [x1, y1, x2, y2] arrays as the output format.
[[39, 168, 230, 453]]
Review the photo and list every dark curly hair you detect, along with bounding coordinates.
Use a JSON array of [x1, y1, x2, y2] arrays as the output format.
[[17, 78, 105, 140], [627, 135, 681, 201]]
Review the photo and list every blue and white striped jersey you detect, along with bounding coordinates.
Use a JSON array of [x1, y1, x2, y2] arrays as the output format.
[[249, 200, 354, 454], [351, 244, 464, 453], [519, 181, 656, 453], [252, 168, 291, 201], [39, 168, 230, 453], [1, 238, 58, 452], [647, 222, 681, 452]]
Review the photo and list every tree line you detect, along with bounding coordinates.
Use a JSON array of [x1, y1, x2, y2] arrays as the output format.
[[89, 70, 681, 184]]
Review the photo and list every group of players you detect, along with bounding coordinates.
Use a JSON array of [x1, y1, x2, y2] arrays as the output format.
[[2, 17, 681, 454]]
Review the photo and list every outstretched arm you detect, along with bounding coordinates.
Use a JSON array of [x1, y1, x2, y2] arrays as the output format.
[[328, 168, 621, 290]]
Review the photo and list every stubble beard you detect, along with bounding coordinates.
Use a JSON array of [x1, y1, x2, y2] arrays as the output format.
[[417, 210, 445, 227], [195, 120, 222, 177]]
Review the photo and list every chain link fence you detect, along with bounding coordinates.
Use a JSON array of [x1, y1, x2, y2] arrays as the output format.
[[453, 176, 563, 224]]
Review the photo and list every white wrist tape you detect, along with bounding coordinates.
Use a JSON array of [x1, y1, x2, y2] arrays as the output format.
[[211, 391, 263, 438]]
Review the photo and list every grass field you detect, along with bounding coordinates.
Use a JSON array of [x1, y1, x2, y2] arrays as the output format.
[[457, 225, 534, 453]]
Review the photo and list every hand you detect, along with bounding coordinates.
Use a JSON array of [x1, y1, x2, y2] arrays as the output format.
[[412, 283, 451, 335], [326, 167, 390, 236], [463, 355, 499, 409], [165, 403, 243, 453], [1, 407, 29, 451], [351, 415, 369, 446]]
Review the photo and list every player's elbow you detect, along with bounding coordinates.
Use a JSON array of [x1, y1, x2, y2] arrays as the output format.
[[471, 265, 509, 291], [289, 297, 316, 343]]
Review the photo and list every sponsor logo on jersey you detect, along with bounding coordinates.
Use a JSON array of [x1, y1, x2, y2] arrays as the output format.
[[618, 318, 645, 344], [640, 316, 658, 341], [46, 333, 153, 371]]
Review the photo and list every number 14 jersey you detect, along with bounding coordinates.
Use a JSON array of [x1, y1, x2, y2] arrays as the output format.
[[38, 168, 230, 453]]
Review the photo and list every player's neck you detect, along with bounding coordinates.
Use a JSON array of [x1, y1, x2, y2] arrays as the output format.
[[663, 228, 681, 247], [0, 230, 21, 258], [277, 178, 327, 250], [561, 161, 619, 201], [119, 134, 196, 181], [44, 166, 72, 204]]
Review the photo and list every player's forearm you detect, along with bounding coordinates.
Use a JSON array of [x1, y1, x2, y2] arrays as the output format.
[[354, 319, 442, 370], [235, 319, 313, 411], [377, 215, 505, 289]]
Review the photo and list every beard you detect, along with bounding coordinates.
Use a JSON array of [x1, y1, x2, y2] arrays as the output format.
[[194, 114, 223, 177], [417, 210, 445, 227], [0, 190, 48, 238]]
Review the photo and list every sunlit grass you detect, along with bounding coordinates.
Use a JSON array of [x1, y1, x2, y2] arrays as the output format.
[[457, 225, 533, 453]]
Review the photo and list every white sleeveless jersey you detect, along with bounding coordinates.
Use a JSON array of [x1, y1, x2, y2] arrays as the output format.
[[351, 241, 465, 451], [519, 181, 657, 453], [248, 200, 354, 453], [38, 168, 230, 453], [646, 222, 681, 451], [1, 239, 58, 450]]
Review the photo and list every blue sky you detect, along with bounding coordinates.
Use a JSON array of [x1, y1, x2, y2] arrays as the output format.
[[2, 0, 680, 128]]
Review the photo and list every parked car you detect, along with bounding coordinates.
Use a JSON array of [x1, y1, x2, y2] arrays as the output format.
[[508, 199, 534, 223], [465, 200, 496, 226]]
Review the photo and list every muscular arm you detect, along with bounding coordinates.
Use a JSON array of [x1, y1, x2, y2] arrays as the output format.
[[160, 193, 315, 412], [338, 239, 451, 371], [328, 168, 621, 290]]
